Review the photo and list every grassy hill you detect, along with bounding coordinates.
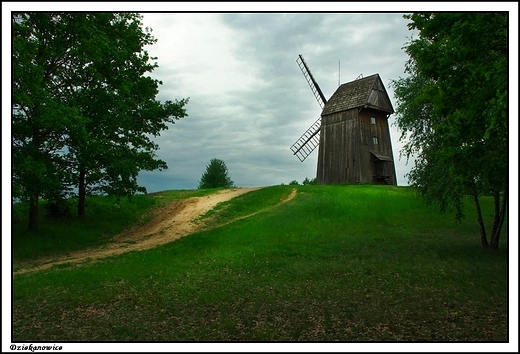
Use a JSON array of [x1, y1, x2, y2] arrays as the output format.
[[12, 185, 508, 341]]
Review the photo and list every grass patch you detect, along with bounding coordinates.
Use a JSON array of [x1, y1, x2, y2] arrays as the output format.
[[197, 185, 294, 228], [12, 185, 508, 341], [12, 189, 218, 262]]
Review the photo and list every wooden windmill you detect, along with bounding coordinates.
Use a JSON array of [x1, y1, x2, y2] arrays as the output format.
[[290, 54, 397, 185]]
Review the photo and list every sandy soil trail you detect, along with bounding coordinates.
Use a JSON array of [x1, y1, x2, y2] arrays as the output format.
[[14, 188, 297, 275]]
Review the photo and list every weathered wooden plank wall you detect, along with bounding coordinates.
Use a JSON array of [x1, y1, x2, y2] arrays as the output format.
[[359, 108, 397, 185], [317, 109, 359, 184], [317, 107, 397, 185]]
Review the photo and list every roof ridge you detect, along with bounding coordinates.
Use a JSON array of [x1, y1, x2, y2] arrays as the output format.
[[343, 73, 379, 86], [321, 73, 393, 116]]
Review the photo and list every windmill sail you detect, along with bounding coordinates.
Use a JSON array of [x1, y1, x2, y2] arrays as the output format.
[[291, 55, 327, 162], [296, 54, 327, 109], [290, 117, 321, 162]]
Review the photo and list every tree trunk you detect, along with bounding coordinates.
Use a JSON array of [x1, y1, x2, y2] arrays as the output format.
[[472, 183, 488, 248], [490, 179, 508, 249], [28, 195, 39, 231], [490, 191, 500, 240], [28, 125, 42, 231], [78, 167, 86, 218]]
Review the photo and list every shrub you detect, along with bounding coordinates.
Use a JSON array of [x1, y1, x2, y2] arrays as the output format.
[[198, 158, 235, 189], [302, 177, 317, 185], [44, 195, 73, 219]]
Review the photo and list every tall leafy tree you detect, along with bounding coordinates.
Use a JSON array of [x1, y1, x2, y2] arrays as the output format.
[[13, 13, 88, 230], [62, 13, 189, 218], [198, 159, 235, 189], [392, 13, 507, 249], [12, 13, 189, 229]]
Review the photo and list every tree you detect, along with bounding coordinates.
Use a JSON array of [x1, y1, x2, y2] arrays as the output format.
[[13, 13, 88, 230], [198, 159, 235, 189], [12, 13, 189, 229], [391, 13, 507, 249], [60, 13, 189, 218]]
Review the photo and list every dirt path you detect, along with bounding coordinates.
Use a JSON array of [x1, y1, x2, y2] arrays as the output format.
[[14, 187, 297, 275]]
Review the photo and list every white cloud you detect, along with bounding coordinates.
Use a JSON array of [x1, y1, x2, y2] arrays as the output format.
[[145, 14, 263, 100]]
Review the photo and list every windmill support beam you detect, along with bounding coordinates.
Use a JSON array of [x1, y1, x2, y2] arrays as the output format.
[[296, 54, 327, 109]]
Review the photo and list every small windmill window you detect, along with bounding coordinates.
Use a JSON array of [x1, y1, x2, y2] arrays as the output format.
[[373, 137, 379, 145], [371, 117, 376, 125]]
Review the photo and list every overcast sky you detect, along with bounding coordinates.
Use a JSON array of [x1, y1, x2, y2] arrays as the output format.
[[134, 12, 420, 191]]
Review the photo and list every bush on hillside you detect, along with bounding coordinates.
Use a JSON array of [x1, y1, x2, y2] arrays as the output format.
[[302, 177, 317, 185], [198, 158, 235, 189]]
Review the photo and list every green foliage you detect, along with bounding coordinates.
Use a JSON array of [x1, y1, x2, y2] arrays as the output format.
[[12, 13, 189, 228], [197, 158, 235, 189], [392, 13, 508, 248], [287, 177, 317, 186], [302, 177, 317, 185], [12, 186, 507, 341], [43, 193, 73, 220]]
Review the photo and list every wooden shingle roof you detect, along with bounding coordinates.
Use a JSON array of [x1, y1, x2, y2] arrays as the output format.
[[321, 74, 394, 116]]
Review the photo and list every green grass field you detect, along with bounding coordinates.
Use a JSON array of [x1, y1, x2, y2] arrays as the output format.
[[12, 189, 216, 262], [12, 185, 508, 342]]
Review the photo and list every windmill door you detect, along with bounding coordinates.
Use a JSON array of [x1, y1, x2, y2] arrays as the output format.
[[374, 160, 384, 177]]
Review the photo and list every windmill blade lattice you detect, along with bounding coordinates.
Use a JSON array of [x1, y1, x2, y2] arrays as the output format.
[[291, 55, 327, 162], [290, 117, 321, 162], [296, 54, 327, 109]]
